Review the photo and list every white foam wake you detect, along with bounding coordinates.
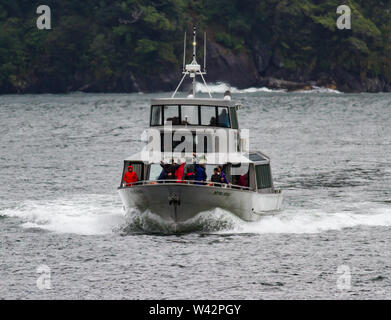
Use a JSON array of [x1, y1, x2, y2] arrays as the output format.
[[1, 195, 125, 235], [297, 86, 342, 94], [1, 196, 390, 235], [120, 205, 391, 235], [231, 207, 391, 234], [195, 82, 341, 94], [195, 82, 286, 94]]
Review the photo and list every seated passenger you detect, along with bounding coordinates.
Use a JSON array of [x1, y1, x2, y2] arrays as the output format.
[[123, 165, 138, 186], [218, 109, 230, 127], [217, 166, 228, 184], [167, 116, 180, 125], [210, 168, 221, 186], [209, 117, 217, 126], [238, 172, 249, 187]]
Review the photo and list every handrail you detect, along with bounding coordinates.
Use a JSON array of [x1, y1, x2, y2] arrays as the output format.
[[120, 179, 251, 191]]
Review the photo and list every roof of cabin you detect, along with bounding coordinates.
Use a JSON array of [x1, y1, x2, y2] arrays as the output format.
[[150, 98, 233, 107]]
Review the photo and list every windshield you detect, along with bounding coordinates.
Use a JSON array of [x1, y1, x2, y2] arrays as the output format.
[[151, 105, 231, 128]]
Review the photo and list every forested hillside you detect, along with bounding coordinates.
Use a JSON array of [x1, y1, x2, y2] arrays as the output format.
[[1, 0, 391, 93]]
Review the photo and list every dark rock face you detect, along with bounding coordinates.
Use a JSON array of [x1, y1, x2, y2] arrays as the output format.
[[258, 77, 311, 91], [333, 69, 388, 93], [201, 41, 259, 88], [252, 39, 272, 74]]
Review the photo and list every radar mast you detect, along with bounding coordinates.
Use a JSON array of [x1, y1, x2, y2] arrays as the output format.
[[172, 26, 211, 98]]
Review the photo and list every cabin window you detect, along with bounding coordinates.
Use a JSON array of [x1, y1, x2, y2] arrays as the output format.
[[255, 164, 272, 189], [181, 105, 199, 125], [163, 105, 180, 125], [151, 106, 162, 126], [200, 106, 217, 126], [249, 153, 267, 162], [217, 107, 230, 127], [231, 164, 249, 188], [230, 107, 238, 129]]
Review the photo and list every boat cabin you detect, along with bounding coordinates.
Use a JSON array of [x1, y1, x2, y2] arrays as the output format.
[[148, 98, 242, 155]]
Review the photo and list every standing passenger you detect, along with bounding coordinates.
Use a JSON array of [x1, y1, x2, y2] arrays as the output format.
[[183, 156, 196, 181], [123, 165, 138, 186], [158, 161, 170, 181], [195, 161, 207, 185], [175, 158, 186, 182], [166, 158, 179, 180]]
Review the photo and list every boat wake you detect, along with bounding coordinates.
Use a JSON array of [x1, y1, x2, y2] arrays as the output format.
[[1, 195, 390, 235], [119, 208, 239, 234], [0, 195, 125, 235]]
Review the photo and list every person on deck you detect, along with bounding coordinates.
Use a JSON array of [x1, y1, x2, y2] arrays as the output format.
[[195, 161, 207, 185], [123, 165, 138, 186], [183, 156, 196, 181], [217, 165, 228, 184], [218, 109, 230, 127], [210, 168, 221, 187], [166, 159, 179, 180], [238, 172, 249, 187], [158, 162, 170, 181], [175, 159, 186, 182]]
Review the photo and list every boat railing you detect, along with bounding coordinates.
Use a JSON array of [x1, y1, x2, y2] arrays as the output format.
[[120, 179, 252, 191]]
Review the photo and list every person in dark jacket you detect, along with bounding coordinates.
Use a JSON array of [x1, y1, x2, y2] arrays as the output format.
[[184, 163, 196, 180], [165, 158, 180, 180], [210, 168, 221, 186], [195, 162, 207, 185], [158, 162, 170, 181], [217, 166, 228, 184]]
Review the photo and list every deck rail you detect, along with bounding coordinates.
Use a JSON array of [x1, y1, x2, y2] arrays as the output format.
[[120, 179, 251, 190], [119, 180, 281, 194]]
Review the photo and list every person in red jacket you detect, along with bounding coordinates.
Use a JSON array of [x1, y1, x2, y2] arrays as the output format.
[[175, 159, 185, 182], [123, 165, 138, 186]]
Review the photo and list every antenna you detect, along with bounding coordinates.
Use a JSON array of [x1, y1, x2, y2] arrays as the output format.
[[182, 32, 187, 72], [192, 26, 196, 61], [204, 32, 206, 73]]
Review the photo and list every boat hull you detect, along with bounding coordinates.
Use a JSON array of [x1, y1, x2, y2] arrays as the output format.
[[118, 184, 282, 222]]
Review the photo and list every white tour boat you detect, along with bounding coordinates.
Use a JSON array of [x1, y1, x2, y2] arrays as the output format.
[[118, 27, 282, 224]]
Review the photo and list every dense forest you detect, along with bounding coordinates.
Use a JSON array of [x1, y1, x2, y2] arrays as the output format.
[[1, 0, 391, 93]]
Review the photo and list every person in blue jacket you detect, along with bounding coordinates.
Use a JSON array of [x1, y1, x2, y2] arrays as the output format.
[[195, 161, 207, 185]]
